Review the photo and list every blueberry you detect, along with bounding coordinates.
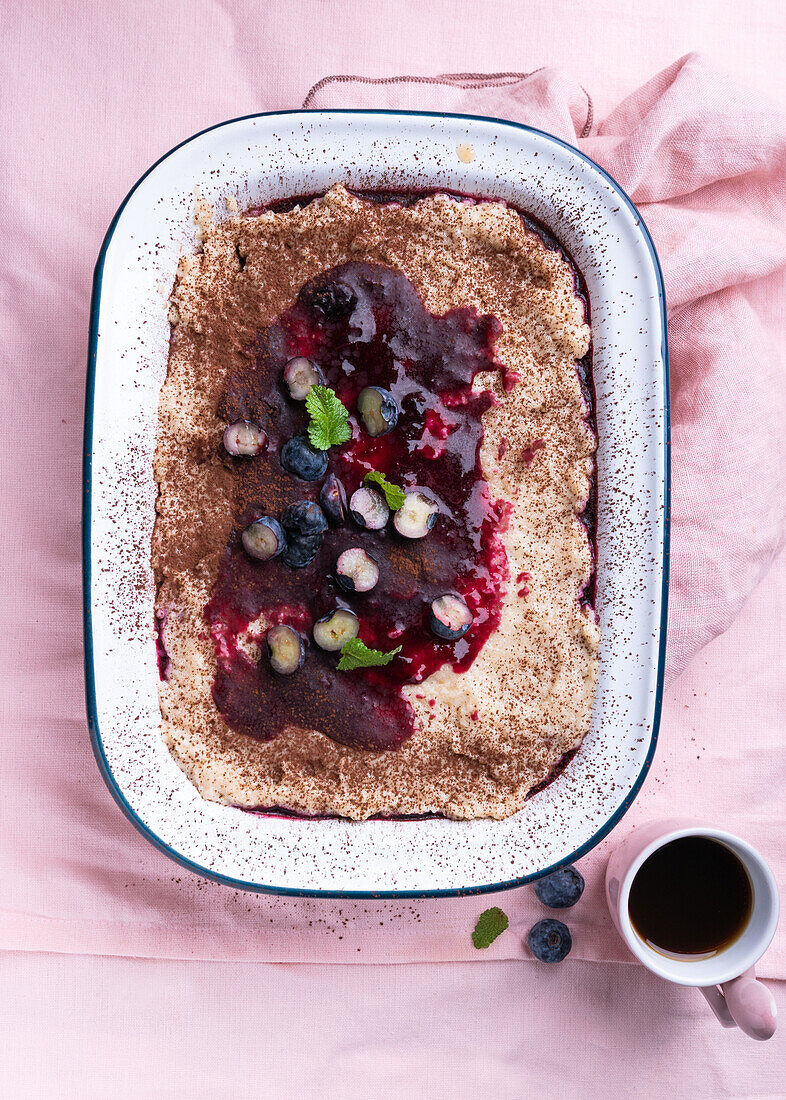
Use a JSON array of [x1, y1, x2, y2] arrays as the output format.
[[266, 624, 305, 675], [223, 420, 267, 456], [302, 281, 356, 321], [320, 473, 348, 525], [534, 865, 585, 909], [349, 486, 389, 530], [280, 434, 328, 481], [336, 548, 379, 593], [527, 919, 572, 963], [393, 490, 438, 539], [357, 386, 399, 437], [241, 516, 286, 561], [281, 500, 328, 537], [283, 357, 325, 401], [429, 594, 473, 641], [313, 607, 360, 651], [281, 534, 322, 568]]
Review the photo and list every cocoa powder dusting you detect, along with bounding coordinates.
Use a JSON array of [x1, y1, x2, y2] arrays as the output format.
[[152, 185, 599, 819]]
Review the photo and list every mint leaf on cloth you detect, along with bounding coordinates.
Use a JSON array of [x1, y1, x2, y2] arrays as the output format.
[[363, 470, 406, 511], [472, 907, 509, 949], [305, 385, 352, 450], [337, 637, 402, 671]]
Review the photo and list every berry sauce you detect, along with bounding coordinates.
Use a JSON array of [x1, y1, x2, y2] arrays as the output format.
[[204, 260, 512, 751]]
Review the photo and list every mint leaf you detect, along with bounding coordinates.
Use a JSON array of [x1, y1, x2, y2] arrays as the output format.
[[472, 907, 509, 949], [363, 470, 406, 511], [337, 637, 403, 672], [305, 386, 352, 450]]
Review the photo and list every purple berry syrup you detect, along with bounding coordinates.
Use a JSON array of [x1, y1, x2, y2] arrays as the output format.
[[204, 260, 511, 750]]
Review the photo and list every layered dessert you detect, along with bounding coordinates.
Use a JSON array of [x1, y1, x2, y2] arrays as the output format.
[[152, 184, 598, 819]]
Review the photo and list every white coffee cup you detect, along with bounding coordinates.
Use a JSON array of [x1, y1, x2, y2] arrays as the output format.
[[605, 822, 779, 1039]]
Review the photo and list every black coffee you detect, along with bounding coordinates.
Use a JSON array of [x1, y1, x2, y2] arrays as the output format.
[[628, 836, 753, 959]]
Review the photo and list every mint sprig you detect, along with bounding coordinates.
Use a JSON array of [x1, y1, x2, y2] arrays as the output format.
[[363, 470, 406, 511], [305, 385, 352, 450], [337, 637, 402, 671], [472, 907, 509, 949]]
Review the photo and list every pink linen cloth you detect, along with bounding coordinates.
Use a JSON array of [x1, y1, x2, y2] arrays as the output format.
[[1, 47, 785, 970], [4, 953, 786, 1099]]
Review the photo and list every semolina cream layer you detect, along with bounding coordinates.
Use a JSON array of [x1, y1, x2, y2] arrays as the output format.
[[152, 185, 599, 820]]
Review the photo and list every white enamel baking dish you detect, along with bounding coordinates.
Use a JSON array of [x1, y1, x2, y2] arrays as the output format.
[[84, 110, 669, 897]]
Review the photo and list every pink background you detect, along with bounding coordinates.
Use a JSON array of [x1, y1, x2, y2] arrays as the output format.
[[2, 0, 785, 1095]]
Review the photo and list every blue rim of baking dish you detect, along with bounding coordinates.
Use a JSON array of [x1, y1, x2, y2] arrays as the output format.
[[84, 109, 670, 899]]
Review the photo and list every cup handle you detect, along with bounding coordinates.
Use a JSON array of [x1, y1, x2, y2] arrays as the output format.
[[699, 985, 737, 1028], [699, 969, 777, 1039], [720, 967, 777, 1040]]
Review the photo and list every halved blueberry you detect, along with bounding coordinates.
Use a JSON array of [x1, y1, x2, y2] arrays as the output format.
[[281, 533, 322, 568], [357, 386, 399, 437], [320, 473, 348, 525], [534, 866, 585, 909], [241, 516, 286, 561], [223, 420, 267, 456], [313, 607, 360, 651], [393, 490, 438, 538], [349, 486, 389, 530], [281, 500, 328, 537], [280, 434, 329, 481], [336, 548, 379, 593], [349, 486, 389, 532], [283, 357, 324, 401], [265, 624, 305, 675], [429, 594, 473, 641], [527, 919, 572, 963]]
